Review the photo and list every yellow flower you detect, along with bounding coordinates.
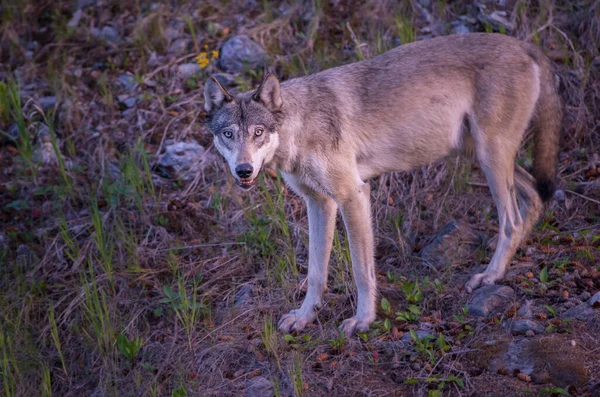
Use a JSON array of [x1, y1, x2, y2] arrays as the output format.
[[196, 52, 209, 69], [211, 50, 219, 59]]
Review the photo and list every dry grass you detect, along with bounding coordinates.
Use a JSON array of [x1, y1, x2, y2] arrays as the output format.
[[0, 0, 599, 396]]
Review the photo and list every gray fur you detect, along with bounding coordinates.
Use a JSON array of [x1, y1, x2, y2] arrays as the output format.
[[204, 33, 562, 335]]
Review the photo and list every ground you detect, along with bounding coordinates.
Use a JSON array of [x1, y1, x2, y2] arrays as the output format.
[[0, 1, 599, 396]]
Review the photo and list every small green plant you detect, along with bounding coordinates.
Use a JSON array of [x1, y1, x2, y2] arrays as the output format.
[[171, 385, 187, 397], [400, 278, 423, 304], [539, 266, 555, 292], [160, 274, 206, 346], [328, 331, 346, 353], [395, 14, 416, 44], [381, 297, 392, 315], [48, 304, 68, 376], [289, 354, 304, 396], [117, 333, 143, 365], [262, 316, 281, 367], [396, 304, 421, 323], [283, 334, 316, 351]]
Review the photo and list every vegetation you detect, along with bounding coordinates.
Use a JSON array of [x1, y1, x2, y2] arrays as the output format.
[[0, 0, 598, 395]]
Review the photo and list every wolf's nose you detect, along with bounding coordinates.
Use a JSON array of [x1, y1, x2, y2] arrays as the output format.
[[235, 163, 254, 179]]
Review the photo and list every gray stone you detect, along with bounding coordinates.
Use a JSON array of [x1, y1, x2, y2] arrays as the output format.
[[92, 26, 120, 43], [168, 38, 189, 55], [67, 9, 83, 28], [401, 329, 434, 343], [580, 291, 591, 301], [554, 189, 565, 202], [418, 220, 477, 268], [117, 95, 137, 109], [246, 376, 273, 397], [5, 124, 20, 141], [117, 74, 137, 91], [480, 337, 589, 387], [157, 141, 204, 181], [234, 284, 254, 307], [77, 0, 96, 8], [177, 63, 201, 79], [452, 23, 470, 35], [468, 285, 515, 317], [563, 303, 595, 320], [488, 11, 515, 31], [39, 96, 57, 111], [503, 319, 545, 335], [588, 292, 600, 307], [219, 35, 268, 73], [517, 300, 533, 318]]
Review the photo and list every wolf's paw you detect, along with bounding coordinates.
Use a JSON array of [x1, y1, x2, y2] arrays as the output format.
[[465, 271, 501, 293], [339, 315, 374, 337], [278, 308, 316, 333]]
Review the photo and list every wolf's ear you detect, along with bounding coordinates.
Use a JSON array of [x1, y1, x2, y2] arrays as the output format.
[[253, 73, 282, 111], [204, 77, 233, 113]]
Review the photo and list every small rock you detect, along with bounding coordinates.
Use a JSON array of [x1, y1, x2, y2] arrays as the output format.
[[5, 124, 20, 141], [117, 74, 137, 91], [157, 141, 204, 181], [39, 96, 57, 111], [580, 291, 591, 301], [525, 330, 535, 337], [452, 23, 470, 35], [517, 300, 533, 318], [554, 189, 565, 202], [468, 285, 515, 317], [503, 319, 545, 335], [67, 9, 83, 28], [401, 330, 434, 343], [177, 63, 201, 79], [588, 292, 600, 307], [77, 0, 96, 8], [245, 376, 273, 397], [563, 303, 595, 320], [117, 95, 137, 109], [234, 284, 254, 307], [168, 38, 190, 55], [410, 362, 421, 371], [91, 26, 120, 43], [219, 35, 268, 73], [487, 11, 515, 31]]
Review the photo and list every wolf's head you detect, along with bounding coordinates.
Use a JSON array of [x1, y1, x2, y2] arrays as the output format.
[[204, 73, 282, 190]]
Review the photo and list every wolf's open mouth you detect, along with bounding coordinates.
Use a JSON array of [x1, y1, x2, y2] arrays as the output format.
[[236, 178, 256, 190]]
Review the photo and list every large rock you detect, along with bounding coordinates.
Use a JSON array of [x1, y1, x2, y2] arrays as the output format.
[[473, 337, 589, 387], [418, 220, 478, 268], [468, 285, 515, 317], [219, 35, 268, 74], [157, 141, 204, 181], [502, 319, 545, 335], [588, 291, 600, 307], [563, 303, 595, 320]]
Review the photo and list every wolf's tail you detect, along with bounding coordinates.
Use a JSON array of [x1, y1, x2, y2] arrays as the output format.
[[530, 48, 562, 202]]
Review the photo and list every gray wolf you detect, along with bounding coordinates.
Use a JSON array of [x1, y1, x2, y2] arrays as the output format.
[[203, 33, 562, 336]]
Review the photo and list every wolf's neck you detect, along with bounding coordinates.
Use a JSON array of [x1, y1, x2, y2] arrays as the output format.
[[269, 83, 305, 173]]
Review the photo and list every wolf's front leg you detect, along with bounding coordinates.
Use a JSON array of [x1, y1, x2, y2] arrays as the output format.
[[278, 194, 337, 333], [338, 182, 377, 336]]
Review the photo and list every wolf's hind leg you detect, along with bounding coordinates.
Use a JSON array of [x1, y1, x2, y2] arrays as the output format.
[[278, 193, 337, 333], [466, 149, 526, 292]]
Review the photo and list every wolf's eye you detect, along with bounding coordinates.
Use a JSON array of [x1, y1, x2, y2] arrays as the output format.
[[255, 127, 264, 137], [223, 130, 233, 139]]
